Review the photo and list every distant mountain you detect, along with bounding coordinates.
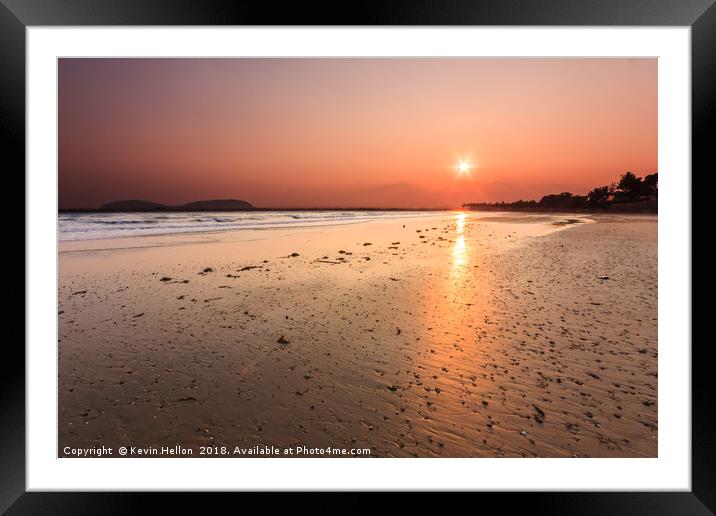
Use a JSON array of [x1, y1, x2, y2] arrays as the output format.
[[96, 199, 255, 212]]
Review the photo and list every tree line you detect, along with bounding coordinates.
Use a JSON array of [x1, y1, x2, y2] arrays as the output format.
[[463, 172, 658, 211]]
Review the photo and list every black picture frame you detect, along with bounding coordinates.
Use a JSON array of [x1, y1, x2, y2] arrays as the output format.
[[4, 0, 708, 512]]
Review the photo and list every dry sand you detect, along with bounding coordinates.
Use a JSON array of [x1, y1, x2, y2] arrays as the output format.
[[58, 212, 657, 457]]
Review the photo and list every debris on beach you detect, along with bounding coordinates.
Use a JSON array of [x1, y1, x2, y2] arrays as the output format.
[[163, 278, 190, 284], [277, 336, 290, 345]]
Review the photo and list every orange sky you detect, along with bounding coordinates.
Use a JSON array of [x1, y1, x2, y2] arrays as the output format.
[[58, 58, 657, 209]]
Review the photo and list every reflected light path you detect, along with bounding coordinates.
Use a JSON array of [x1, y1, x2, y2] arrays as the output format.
[[452, 212, 469, 274], [405, 209, 502, 453], [456, 212, 466, 233]]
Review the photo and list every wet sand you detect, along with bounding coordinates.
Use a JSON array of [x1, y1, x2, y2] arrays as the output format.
[[58, 212, 657, 457]]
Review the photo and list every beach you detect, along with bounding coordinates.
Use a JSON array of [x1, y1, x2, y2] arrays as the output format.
[[58, 211, 657, 458]]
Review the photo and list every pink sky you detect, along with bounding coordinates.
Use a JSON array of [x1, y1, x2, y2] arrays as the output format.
[[59, 58, 657, 209]]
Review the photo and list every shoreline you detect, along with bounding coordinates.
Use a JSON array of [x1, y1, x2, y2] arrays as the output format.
[[57, 210, 633, 251]]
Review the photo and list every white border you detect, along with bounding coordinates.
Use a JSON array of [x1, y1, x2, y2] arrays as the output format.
[[27, 27, 691, 491]]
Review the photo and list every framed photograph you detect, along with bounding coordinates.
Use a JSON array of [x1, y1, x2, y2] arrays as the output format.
[[6, 0, 709, 511]]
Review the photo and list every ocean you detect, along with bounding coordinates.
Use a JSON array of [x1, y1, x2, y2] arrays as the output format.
[[58, 210, 442, 241]]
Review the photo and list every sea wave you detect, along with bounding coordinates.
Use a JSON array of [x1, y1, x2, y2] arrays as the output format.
[[57, 211, 439, 241]]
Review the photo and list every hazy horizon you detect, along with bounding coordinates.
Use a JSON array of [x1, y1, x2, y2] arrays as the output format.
[[59, 58, 657, 210]]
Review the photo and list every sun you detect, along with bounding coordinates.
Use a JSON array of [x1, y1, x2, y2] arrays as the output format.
[[455, 157, 474, 178]]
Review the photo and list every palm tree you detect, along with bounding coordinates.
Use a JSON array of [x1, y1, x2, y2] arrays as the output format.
[[642, 173, 658, 198], [617, 172, 643, 201]]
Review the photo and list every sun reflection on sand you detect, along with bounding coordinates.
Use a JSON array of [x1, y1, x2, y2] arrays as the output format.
[[452, 213, 469, 273], [455, 212, 466, 233], [409, 211, 497, 447], [452, 236, 467, 269]]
